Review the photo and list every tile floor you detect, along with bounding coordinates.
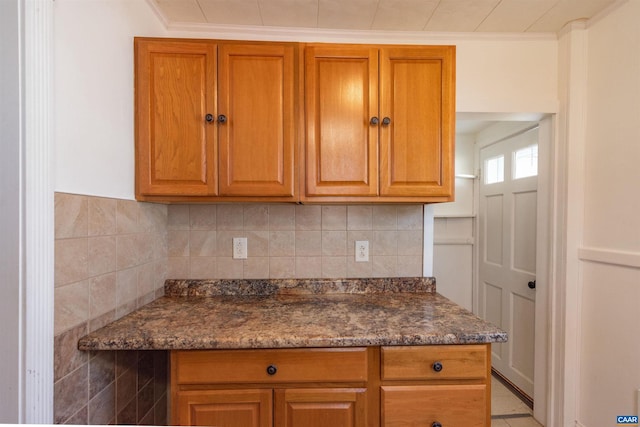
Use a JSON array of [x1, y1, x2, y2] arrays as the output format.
[[492, 376, 544, 427]]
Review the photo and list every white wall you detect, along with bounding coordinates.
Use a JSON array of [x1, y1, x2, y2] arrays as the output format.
[[0, 0, 23, 421], [53, 0, 558, 199], [577, 1, 640, 424], [54, 0, 167, 199]]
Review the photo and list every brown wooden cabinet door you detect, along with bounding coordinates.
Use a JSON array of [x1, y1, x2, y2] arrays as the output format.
[[135, 39, 218, 196], [275, 388, 367, 427], [218, 43, 296, 197], [304, 46, 379, 197], [382, 385, 487, 427], [379, 46, 455, 198], [175, 389, 272, 427]]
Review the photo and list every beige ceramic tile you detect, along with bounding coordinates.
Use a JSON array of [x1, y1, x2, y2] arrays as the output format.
[[397, 205, 424, 230], [322, 231, 347, 256], [268, 204, 295, 230], [322, 256, 347, 278], [55, 280, 90, 335], [295, 231, 322, 256], [116, 235, 139, 270], [189, 257, 217, 279], [215, 231, 236, 257], [188, 205, 217, 230], [347, 257, 373, 278], [372, 256, 398, 277], [167, 230, 189, 257], [116, 200, 140, 234], [167, 257, 189, 279], [491, 419, 510, 427], [89, 309, 116, 333], [53, 364, 88, 424], [189, 230, 217, 256], [152, 259, 168, 292], [295, 205, 321, 230], [503, 417, 543, 427], [216, 257, 243, 279], [54, 322, 88, 382], [89, 273, 116, 319], [88, 381, 115, 424], [246, 231, 269, 257], [55, 237, 88, 287], [397, 256, 422, 277], [167, 205, 190, 230], [243, 257, 269, 279], [372, 205, 397, 230], [397, 230, 423, 256], [88, 196, 116, 236], [269, 257, 295, 279], [321, 205, 347, 230], [116, 267, 138, 308], [347, 230, 373, 252], [137, 263, 155, 298], [55, 193, 88, 239], [216, 205, 244, 230], [88, 236, 116, 277], [139, 203, 166, 232], [269, 231, 295, 257], [295, 257, 322, 278], [243, 205, 269, 230], [136, 233, 154, 265], [372, 230, 398, 256], [347, 205, 373, 230]]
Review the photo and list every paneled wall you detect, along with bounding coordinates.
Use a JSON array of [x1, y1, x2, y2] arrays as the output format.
[[54, 193, 168, 424]]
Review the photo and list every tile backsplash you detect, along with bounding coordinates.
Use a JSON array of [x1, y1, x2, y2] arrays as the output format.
[[54, 193, 425, 424], [167, 204, 424, 280]]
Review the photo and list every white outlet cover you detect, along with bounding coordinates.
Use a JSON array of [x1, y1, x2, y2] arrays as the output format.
[[233, 237, 248, 259], [355, 240, 369, 262]]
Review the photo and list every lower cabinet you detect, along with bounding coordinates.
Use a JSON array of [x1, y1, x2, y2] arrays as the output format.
[[171, 344, 491, 426]]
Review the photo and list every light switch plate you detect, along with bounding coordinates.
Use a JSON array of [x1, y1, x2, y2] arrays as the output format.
[[233, 237, 248, 259], [355, 240, 369, 262]]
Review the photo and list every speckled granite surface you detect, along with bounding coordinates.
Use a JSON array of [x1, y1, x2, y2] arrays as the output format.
[[78, 278, 506, 351]]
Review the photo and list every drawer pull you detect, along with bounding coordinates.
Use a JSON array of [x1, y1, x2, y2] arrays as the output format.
[[432, 361, 443, 372], [266, 365, 277, 376], [432, 422, 442, 427]]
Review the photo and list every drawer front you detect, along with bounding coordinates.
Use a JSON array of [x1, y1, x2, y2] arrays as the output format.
[[381, 344, 488, 381], [382, 385, 487, 427], [174, 348, 368, 384]]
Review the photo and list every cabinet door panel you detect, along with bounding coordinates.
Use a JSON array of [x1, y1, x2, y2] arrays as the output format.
[[305, 46, 379, 196], [379, 46, 455, 198], [275, 388, 367, 427], [382, 385, 486, 427], [136, 40, 217, 196], [175, 389, 272, 427], [218, 43, 296, 197]]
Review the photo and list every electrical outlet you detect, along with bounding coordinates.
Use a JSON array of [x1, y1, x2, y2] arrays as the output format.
[[233, 237, 248, 259], [355, 240, 369, 262]]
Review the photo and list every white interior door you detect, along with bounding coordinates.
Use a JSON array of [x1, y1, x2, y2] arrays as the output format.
[[478, 128, 538, 397]]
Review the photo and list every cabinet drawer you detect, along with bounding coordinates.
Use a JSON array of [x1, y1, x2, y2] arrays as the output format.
[[381, 345, 488, 381], [173, 348, 368, 384], [382, 385, 487, 427]]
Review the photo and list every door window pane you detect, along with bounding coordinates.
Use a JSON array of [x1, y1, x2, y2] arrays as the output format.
[[513, 144, 538, 179], [485, 155, 504, 184]]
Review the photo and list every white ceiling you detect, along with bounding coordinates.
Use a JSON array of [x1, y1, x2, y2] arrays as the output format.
[[152, 0, 619, 33]]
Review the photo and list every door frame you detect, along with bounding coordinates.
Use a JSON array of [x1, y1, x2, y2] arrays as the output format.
[[472, 116, 553, 424]]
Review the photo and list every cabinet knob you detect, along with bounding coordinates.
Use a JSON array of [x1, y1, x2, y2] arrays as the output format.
[[218, 114, 227, 124], [382, 116, 391, 125], [432, 361, 443, 372], [205, 114, 214, 123], [370, 117, 380, 125], [266, 365, 277, 376], [432, 422, 442, 427]]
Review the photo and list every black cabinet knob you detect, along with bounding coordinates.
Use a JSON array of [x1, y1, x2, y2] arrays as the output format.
[[218, 114, 227, 124], [382, 116, 391, 125], [432, 422, 442, 427], [266, 365, 277, 376], [205, 113, 214, 123], [370, 117, 379, 125], [528, 280, 536, 289], [432, 361, 443, 372]]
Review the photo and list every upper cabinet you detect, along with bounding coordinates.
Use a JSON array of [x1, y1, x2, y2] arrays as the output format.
[[134, 38, 454, 204], [135, 38, 297, 202], [302, 44, 455, 203]]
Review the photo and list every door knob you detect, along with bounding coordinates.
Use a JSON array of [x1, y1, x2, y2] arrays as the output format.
[[528, 280, 536, 289]]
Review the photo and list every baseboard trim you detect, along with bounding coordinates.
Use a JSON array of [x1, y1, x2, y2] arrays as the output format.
[[492, 368, 533, 409]]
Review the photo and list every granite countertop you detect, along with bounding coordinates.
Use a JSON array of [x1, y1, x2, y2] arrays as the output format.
[[78, 278, 507, 351]]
